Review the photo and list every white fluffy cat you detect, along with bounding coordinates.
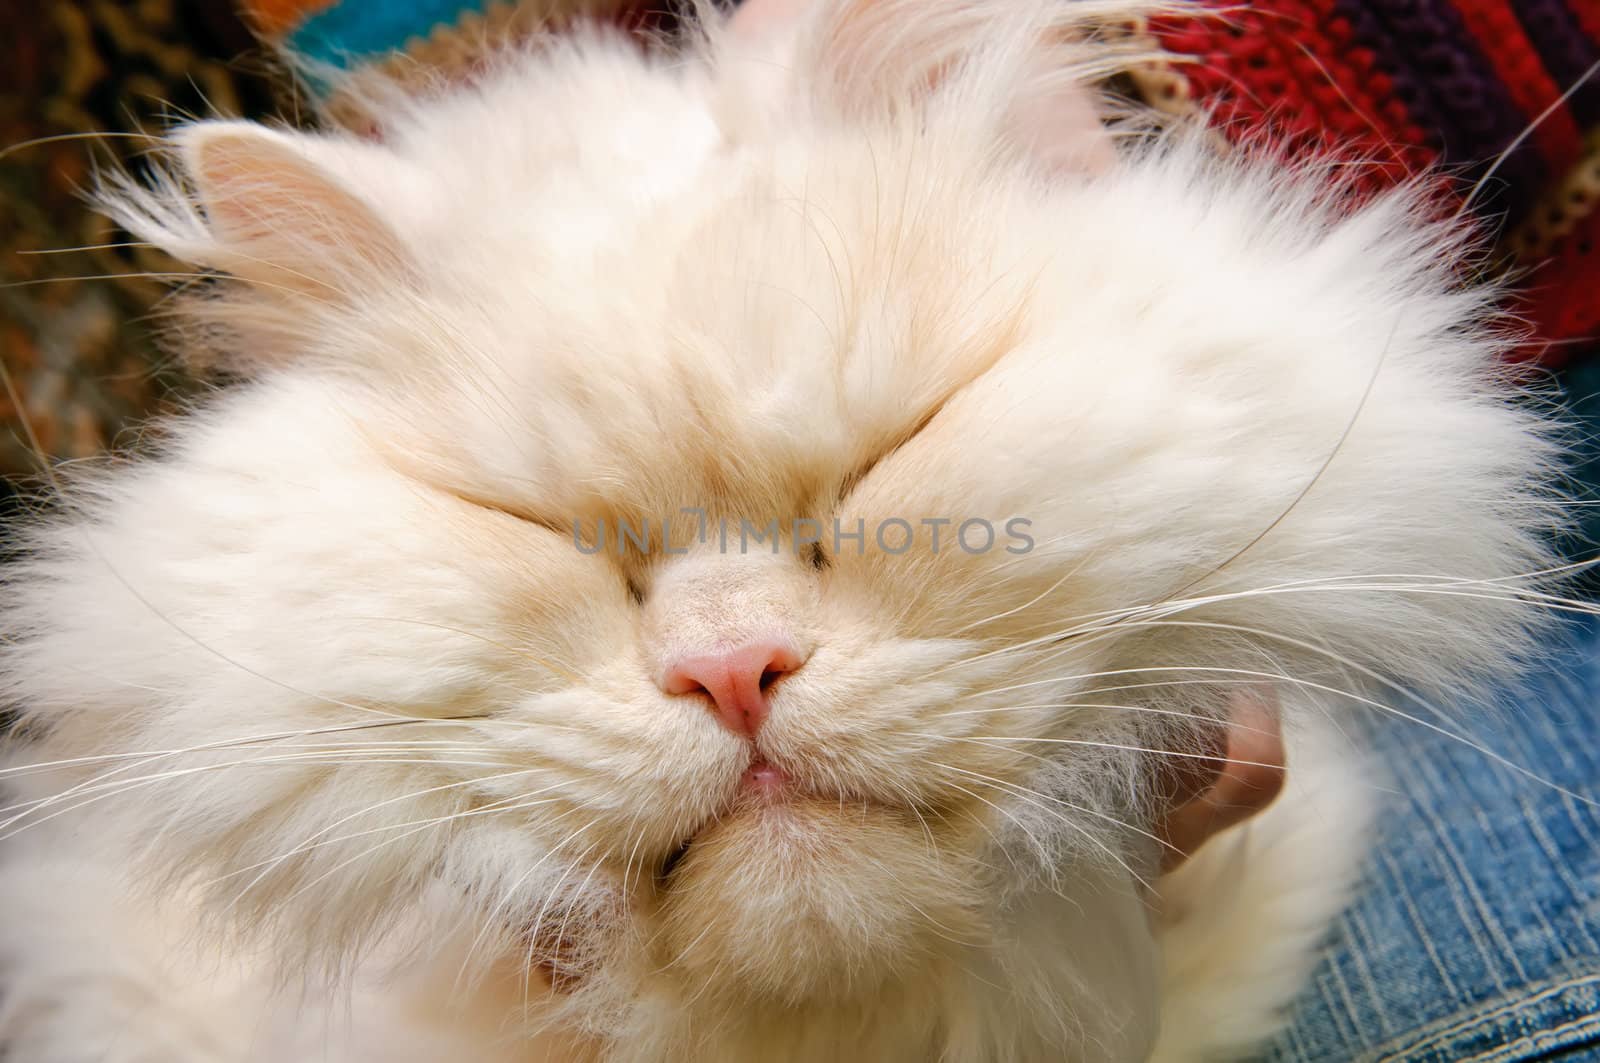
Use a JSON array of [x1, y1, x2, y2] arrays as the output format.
[[0, 1, 1563, 1060]]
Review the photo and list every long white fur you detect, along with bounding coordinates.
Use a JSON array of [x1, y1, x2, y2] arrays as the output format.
[[0, 1, 1564, 1060]]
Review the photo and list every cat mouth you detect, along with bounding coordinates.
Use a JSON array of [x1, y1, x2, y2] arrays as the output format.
[[655, 757, 789, 882], [658, 838, 693, 880], [653, 756, 915, 884]]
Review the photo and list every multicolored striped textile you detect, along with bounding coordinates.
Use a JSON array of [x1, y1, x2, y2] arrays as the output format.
[[242, 0, 659, 127], [251, 0, 640, 59], [1142, 1, 1600, 362]]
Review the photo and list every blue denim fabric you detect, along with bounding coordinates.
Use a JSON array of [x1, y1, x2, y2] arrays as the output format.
[[1266, 614, 1600, 1061]]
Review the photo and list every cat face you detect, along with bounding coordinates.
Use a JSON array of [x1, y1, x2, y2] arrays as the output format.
[[4, 0, 1556, 1034]]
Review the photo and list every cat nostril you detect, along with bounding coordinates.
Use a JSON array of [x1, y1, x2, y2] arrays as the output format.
[[660, 640, 805, 738]]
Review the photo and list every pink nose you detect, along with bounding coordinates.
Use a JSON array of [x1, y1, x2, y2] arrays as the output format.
[[661, 640, 804, 738]]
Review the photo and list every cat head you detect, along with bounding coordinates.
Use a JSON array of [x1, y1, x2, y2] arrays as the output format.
[[2, 0, 1561, 1045]]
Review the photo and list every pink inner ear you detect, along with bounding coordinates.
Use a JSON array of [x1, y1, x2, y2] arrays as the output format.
[[727, 0, 1116, 177], [185, 126, 412, 295], [1009, 75, 1117, 175]]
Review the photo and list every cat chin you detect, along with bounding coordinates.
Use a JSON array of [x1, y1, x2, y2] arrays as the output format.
[[649, 797, 981, 1005]]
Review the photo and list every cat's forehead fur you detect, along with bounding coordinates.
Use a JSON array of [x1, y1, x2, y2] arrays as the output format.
[[337, 45, 1042, 525], [275, 34, 1370, 538]]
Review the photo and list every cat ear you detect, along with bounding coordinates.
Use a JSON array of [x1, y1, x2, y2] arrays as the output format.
[[168, 121, 412, 297], [727, 0, 1133, 174]]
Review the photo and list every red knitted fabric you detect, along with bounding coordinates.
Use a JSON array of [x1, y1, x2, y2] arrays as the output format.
[[1149, 0, 1600, 365]]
